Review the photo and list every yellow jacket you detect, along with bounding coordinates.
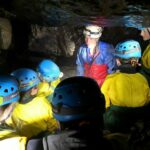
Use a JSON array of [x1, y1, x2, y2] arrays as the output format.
[[6, 96, 59, 138], [142, 44, 150, 69], [37, 79, 61, 98], [0, 129, 27, 150], [101, 72, 150, 108]]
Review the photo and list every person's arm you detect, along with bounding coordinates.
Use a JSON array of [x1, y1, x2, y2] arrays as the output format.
[[100, 78, 111, 109], [104, 44, 116, 74], [76, 47, 84, 76], [26, 138, 44, 150], [0, 136, 27, 150], [43, 131, 86, 150]]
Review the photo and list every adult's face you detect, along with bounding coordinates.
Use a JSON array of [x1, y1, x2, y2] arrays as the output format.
[[140, 28, 150, 41], [85, 36, 99, 48]]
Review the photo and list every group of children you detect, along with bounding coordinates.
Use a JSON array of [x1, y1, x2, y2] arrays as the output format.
[[0, 59, 63, 149], [0, 26, 150, 150], [101, 39, 150, 133], [76, 24, 150, 133]]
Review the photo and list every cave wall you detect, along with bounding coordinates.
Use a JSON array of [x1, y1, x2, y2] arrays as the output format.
[[0, 17, 148, 73], [0, 0, 149, 74]]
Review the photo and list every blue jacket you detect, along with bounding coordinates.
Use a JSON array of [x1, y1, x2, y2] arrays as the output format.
[[76, 41, 116, 76]]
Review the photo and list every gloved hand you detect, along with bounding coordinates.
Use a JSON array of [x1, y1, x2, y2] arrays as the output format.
[[43, 131, 86, 150]]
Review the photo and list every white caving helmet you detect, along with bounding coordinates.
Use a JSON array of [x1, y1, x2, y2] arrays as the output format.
[[83, 25, 103, 39]]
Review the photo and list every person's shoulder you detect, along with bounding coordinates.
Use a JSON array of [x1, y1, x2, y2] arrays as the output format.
[[98, 41, 115, 53], [103, 73, 118, 83], [79, 43, 87, 48], [99, 41, 113, 47], [78, 44, 87, 53]]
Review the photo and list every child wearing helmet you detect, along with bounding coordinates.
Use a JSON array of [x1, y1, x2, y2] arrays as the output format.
[[76, 24, 116, 87], [101, 40, 150, 133], [27, 76, 113, 150], [0, 75, 20, 126], [0, 75, 28, 149], [36, 59, 63, 102], [115, 40, 141, 70], [27, 77, 145, 150], [5, 68, 59, 138]]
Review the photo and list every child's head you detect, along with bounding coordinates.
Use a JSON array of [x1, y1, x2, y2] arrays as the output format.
[[11, 68, 40, 93], [51, 76, 105, 130], [115, 40, 141, 67], [37, 59, 63, 83], [0, 75, 20, 107], [0, 75, 20, 121]]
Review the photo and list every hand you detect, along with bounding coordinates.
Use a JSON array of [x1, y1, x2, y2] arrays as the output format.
[[43, 131, 86, 149]]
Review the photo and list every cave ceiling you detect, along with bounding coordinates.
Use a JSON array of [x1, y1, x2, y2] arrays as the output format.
[[0, 0, 150, 29]]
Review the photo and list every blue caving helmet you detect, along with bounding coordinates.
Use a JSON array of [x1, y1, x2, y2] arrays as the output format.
[[37, 59, 61, 82], [52, 76, 105, 122], [115, 40, 141, 59], [0, 75, 20, 106], [11, 68, 40, 92]]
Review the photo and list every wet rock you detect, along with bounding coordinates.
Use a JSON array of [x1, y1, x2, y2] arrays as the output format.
[[0, 17, 12, 50], [28, 25, 83, 57]]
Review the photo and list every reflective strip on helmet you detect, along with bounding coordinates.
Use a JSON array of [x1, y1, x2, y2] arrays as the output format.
[[20, 78, 39, 88], [0, 96, 4, 105], [115, 48, 140, 55], [1, 91, 19, 103], [38, 72, 54, 82], [43, 76, 51, 81], [84, 29, 101, 35], [83, 28, 102, 37], [52, 104, 96, 115]]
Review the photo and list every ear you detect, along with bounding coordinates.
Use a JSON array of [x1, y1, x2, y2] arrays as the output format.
[[59, 72, 64, 78]]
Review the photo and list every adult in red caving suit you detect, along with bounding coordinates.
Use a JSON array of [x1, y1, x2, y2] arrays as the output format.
[[76, 24, 116, 86]]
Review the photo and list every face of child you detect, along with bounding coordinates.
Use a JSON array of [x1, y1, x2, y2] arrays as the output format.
[[0, 107, 4, 117], [0, 103, 16, 123], [31, 86, 38, 96]]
